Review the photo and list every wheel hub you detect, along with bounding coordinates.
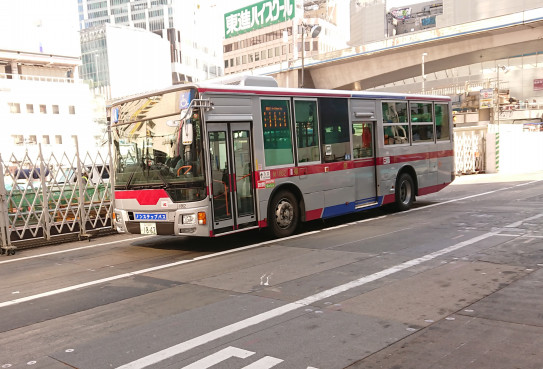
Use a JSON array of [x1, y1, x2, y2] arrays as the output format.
[[275, 200, 293, 228]]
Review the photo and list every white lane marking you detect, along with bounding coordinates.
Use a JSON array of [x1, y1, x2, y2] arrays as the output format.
[[241, 356, 284, 368], [181, 346, 254, 369], [0, 236, 152, 265], [0, 231, 319, 308], [116, 213, 543, 369]]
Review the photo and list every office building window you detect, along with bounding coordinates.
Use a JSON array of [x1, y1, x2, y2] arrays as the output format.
[[42, 135, 50, 145], [55, 135, 62, 144], [52, 105, 60, 114], [40, 105, 47, 114], [69, 105, 76, 114], [8, 103, 20, 113], [26, 104, 34, 113]]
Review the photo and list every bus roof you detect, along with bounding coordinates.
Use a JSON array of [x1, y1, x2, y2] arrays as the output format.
[[107, 80, 451, 107]]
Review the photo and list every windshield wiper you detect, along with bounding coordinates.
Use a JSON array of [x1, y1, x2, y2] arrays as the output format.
[[157, 170, 171, 189], [124, 171, 136, 190]]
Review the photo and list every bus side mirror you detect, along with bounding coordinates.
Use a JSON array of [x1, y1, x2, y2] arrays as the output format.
[[182, 120, 193, 145]]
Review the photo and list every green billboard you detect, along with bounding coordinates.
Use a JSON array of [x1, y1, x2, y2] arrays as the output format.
[[224, 0, 296, 39]]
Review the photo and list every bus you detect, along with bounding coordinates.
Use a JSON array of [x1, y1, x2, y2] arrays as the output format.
[[108, 77, 454, 238]]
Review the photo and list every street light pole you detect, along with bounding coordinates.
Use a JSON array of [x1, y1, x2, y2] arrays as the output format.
[[300, 23, 321, 89], [301, 26, 305, 88], [496, 65, 509, 127], [421, 52, 428, 94]]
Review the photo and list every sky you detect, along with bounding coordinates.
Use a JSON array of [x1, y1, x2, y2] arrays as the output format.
[[0, 0, 433, 57], [0, 0, 80, 56]]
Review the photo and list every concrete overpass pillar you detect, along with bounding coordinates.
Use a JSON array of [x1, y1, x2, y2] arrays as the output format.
[[274, 69, 299, 88]]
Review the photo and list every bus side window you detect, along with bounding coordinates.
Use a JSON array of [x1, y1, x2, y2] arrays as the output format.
[[318, 98, 350, 162], [353, 122, 373, 159]]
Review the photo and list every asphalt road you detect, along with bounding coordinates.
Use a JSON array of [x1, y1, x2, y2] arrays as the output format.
[[1, 171, 542, 369]]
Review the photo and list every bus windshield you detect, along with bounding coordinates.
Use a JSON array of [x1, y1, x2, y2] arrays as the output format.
[[111, 89, 206, 202]]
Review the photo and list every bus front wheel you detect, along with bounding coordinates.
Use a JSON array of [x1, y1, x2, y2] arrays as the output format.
[[268, 190, 299, 238], [395, 173, 415, 211]]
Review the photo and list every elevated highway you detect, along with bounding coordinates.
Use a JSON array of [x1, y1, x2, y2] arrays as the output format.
[[271, 8, 543, 90]]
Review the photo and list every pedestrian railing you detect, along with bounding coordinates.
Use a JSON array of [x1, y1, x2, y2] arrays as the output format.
[[0, 143, 114, 253]]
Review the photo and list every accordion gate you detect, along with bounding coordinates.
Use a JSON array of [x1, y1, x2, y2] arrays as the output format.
[[0, 144, 114, 251]]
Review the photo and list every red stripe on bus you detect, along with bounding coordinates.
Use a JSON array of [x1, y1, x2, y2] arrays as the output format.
[[306, 208, 323, 221], [418, 182, 451, 196], [256, 151, 453, 181], [382, 194, 396, 205], [114, 189, 169, 205], [376, 150, 453, 165]]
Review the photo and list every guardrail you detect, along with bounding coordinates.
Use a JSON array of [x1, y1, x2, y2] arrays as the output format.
[[0, 142, 115, 254]]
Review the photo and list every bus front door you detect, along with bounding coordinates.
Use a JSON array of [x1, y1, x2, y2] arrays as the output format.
[[208, 123, 256, 234]]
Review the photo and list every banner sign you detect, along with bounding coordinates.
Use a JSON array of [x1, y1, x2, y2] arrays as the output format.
[[390, 8, 411, 20], [534, 79, 543, 91], [224, 0, 295, 39], [479, 88, 494, 108]]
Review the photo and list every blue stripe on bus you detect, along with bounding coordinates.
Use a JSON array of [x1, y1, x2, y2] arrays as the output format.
[[321, 196, 385, 218], [322, 202, 356, 218]]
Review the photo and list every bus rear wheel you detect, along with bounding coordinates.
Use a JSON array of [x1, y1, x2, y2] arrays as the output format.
[[268, 190, 299, 238], [395, 173, 415, 211]]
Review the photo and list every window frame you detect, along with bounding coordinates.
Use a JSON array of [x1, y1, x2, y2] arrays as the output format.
[[435, 103, 451, 141], [260, 97, 295, 169], [409, 101, 435, 144], [318, 97, 351, 163], [382, 100, 409, 146], [293, 98, 321, 166]]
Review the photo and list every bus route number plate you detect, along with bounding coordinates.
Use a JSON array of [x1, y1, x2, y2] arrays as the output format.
[[140, 223, 157, 235]]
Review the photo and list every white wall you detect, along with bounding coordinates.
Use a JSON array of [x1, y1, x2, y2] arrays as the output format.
[[486, 124, 543, 173], [439, 0, 543, 28]]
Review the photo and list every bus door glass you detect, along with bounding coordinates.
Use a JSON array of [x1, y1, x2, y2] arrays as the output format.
[[208, 123, 255, 233], [352, 121, 378, 208]]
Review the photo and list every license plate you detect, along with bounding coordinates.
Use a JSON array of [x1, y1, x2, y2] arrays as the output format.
[[140, 222, 157, 235], [135, 213, 167, 220]]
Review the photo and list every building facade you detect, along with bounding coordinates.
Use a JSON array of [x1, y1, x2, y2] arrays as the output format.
[[0, 0, 105, 158], [222, 0, 350, 78], [80, 23, 171, 100], [77, 0, 224, 85]]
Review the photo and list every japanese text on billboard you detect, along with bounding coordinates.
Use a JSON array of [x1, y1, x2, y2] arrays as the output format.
[[224, 0, 295, 39]]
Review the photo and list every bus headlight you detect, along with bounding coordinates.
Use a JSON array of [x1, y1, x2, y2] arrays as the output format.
[[182, 214, 196, 225]]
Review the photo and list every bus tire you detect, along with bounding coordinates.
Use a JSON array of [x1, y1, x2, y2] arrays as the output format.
[[267, 190, 299, 238], [395, 173, 415, 211]]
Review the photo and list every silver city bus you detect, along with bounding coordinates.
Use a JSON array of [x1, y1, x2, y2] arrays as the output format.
[[108, 77, 454, 238]]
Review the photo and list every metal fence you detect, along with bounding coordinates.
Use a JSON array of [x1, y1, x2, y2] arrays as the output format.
[[454, 127, 486, 174], [0, 142, 114, 254]]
